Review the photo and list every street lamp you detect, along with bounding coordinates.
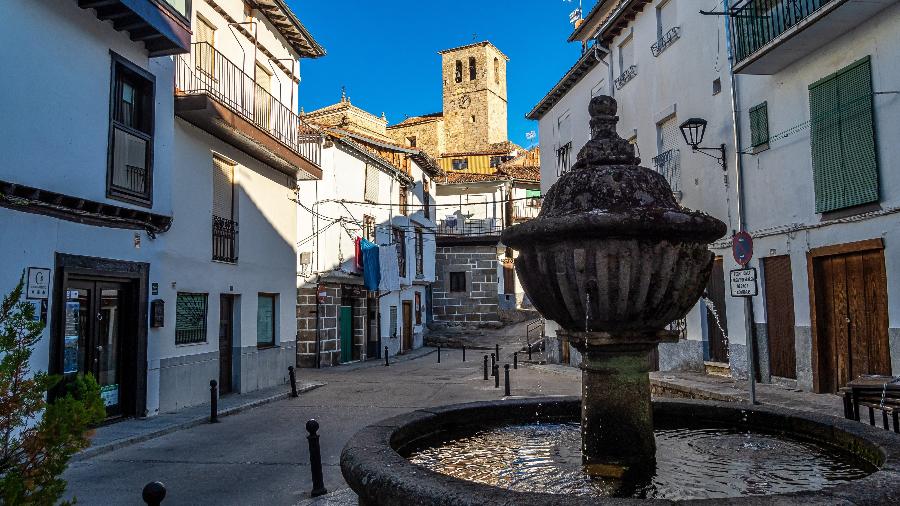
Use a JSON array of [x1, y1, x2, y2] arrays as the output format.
[[679, 117, 727, 171]]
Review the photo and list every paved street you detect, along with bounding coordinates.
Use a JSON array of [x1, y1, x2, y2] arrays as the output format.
[[63, 347, 578, 505]]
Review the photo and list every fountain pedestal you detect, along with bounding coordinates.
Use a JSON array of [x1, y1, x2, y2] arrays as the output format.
[[561, 330, 678, 474]]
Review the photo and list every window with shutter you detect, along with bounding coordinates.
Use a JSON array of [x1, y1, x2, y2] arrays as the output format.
[[749, 102, 769, 147], [809, 56, 878, 213], [108, 54, 154, 206], [390, 306, 398, 337], [212, 156, 235, 220], [196, 16, 216, 75], [364, 164, 380, 202]]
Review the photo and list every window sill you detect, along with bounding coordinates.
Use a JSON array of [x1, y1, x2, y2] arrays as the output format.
[[176, 341, 208, 347], [257, 344, 278, 350], [212, 259, 238, 265], [107, 189, 153, 209], [819, 202, 882, 221], [751, 142, 770, 155]]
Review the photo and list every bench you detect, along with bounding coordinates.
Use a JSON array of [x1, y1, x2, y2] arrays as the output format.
[[841, 375, 900, 433]]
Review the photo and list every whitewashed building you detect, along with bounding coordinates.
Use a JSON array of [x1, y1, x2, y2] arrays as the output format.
[[296, 96, 440, 366], [528, 0, 741, 373], [0, 0, 324, 420]]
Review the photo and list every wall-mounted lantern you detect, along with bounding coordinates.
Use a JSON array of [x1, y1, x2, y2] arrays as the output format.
[[680, 117, 727, 171]]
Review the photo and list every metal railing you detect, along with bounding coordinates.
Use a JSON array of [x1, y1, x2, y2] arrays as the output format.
[[730, 0, 831, 64], [212, 215, 238, 263], [651, 26, 681, 57], [556, 142, 572, 176], [525, 319, 544, 354], [175, 42, 321, 168], [513, 201, 541, 221], [652, 149, 681, 196], [435, 218, 502, 237], [614, 65, 638, 90]]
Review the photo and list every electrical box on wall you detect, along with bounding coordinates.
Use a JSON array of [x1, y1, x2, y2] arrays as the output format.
[[150, 299, 165, 328]]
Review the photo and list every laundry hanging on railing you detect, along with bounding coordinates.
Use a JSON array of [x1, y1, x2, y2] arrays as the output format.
[[360, 239, 380, 291]]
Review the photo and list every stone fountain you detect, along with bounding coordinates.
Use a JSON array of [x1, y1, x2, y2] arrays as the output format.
[[500, 95, 726, 474], [339, 97, 900, 505]]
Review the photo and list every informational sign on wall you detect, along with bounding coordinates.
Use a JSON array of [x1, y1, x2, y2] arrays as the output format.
[[26, 267, 51, 300], [730, 268, 758, 297]]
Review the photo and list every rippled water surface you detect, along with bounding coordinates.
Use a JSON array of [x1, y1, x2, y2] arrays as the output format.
[[407, 422, 875, 500]]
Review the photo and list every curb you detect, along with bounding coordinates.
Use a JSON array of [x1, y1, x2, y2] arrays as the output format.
[[74, 382, 324, 461]]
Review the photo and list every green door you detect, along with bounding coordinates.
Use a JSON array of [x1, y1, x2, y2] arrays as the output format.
[[340, 306, 353, 363]]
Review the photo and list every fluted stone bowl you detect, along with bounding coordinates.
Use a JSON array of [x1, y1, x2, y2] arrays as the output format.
[[502, 96, 727, 333]]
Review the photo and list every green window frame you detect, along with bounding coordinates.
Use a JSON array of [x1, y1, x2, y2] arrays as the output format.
[[749, 102, 769, 147], [175, 293, 208, 345], [526, 189, 542, 199], [809, 56, 878, 214], [256, 293, 276, 348]]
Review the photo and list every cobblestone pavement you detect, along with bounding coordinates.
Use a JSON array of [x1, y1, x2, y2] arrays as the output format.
[[62, 346, 576, 505]]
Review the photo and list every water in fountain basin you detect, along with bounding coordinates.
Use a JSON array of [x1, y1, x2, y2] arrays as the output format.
[[407, 422, 875, 500]]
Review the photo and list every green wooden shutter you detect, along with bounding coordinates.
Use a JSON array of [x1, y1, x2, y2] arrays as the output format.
[[749, 102, 769, 147], [809, 57, 877, 213]]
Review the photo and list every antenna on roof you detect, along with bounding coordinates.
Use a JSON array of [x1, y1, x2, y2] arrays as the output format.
[[567, 0, 583, 26], [341, 86, 347, 102]]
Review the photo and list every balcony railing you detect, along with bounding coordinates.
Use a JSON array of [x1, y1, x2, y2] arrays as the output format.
[[651, 26, 681, 57], [614, 65, 638, 90], [175, 42, 321, 168], [652, 149, 681, 197], [513, 200, 541, 221], [436, 217, 502, 237], [730, 0, 830, 64], [212, 215, 238, 263]]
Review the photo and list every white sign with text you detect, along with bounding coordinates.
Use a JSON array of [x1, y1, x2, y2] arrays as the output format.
[[730, 268, 758, 297]]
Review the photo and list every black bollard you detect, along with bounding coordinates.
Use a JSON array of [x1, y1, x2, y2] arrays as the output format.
[[496, 343, 500, 361], [504, 364, 511, 396], [494, 365, 500, 388], [142, 481, 166, 505], [306, 419, 328, 498], [462, 345, 466, 362], [528, 342, 533, 361], [514, 352, 518, 370], [384, 346, 389, 367], [289, 366, 298, 398], [483, 355, 489, 380], [437, 346, 441, 363], [209, 380, 219, 423], [490, 353, 496, 374]]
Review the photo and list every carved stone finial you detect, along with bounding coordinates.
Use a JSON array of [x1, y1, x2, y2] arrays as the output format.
[[571, 95, 639, 169]]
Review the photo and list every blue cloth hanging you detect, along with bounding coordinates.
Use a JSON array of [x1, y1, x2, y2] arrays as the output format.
[[361, 239, 380, 291]]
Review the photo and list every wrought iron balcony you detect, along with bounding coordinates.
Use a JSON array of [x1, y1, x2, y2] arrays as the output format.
[[651, 26, 681, 57], [730, 0, 898, 74], [652, 149, 681, 200], [212, 215, 238, 263], [614, 65, 638, 90], [435, 217, 502, 237], [513, 200, 541, 221], [175, 42, 322, 178]]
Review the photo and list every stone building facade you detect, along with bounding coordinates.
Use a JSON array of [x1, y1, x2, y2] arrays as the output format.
[[432, 245, 500, 326], [297, 283, 368, 368]]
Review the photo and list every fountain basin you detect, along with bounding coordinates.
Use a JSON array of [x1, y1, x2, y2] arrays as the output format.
[[340, 397, 900, 505]]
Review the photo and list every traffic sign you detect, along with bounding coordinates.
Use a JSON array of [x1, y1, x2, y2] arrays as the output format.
[[732, 231, 753, 266]]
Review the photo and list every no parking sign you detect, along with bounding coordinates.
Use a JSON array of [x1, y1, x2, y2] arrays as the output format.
[[732, 231, 753, 267]]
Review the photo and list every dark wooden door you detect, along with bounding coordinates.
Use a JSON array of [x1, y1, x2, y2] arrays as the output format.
[[706, 257, 729, 363], [366, 295, 379, 359], [402, 301, 413, 352], [763, 256, 797, 379], [218, 295, 234, 394], [812, 247, 890, 392]]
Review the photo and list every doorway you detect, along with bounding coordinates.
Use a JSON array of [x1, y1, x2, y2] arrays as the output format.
[[810, 240, 891, 393], [218, 295, 235, 394], [705, 256, 729, 364], [366, 294, 379, 359], [402, 301, 413, 352], [763, 256, 797, 379]]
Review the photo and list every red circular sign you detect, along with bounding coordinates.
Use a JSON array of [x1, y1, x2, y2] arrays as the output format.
[[732, 231, 753, 266]]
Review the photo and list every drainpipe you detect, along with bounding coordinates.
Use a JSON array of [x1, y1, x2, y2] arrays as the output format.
[[723, 0, 757, 404], [592, 40, 612, 97], [315, 275, 321, 369]]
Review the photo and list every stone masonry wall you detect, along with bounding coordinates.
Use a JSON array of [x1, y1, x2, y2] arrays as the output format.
[[297, 283, 368, 368], [432, 245, 500, 325]]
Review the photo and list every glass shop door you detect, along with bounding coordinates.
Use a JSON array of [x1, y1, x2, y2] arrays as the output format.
[[63, 280, 128, 418]]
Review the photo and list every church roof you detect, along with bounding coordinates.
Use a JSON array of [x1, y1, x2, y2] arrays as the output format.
[[438, 41, 509, 61], [387, 112, 444, 129]]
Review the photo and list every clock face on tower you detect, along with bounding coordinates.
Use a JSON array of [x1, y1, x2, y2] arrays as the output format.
[[458, 94, 470, 109]]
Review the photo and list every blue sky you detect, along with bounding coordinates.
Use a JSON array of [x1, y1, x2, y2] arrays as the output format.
[[288, 0, 587, 146]]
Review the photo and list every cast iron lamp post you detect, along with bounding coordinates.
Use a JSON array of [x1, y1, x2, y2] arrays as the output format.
[[680, 117, 727, 170]]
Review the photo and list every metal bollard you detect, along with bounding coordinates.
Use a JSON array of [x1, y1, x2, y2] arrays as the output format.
[[462, 345, 466, 362], [504, 364, 511, 396], [209, 380, 219, 423], [438, 346, 441, 363], [494, 365, 499, 388], [142, 481, 166, 505], [306, 419, 328, 498], [483, 355, 489, 380], [384, 346, 389, 367], [528, 342, 532, 361], [289, 366, 298, 398], [514, 352, 518, 370], [490, 353, 496, 374]]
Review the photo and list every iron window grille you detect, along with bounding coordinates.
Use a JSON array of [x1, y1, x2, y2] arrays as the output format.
[[175, 293, 208, 345], [666, 317, 687, 340], [651, 26, 681, 57], [556, 142, 572, 176], [614, 65, 638, 90], [212, 215, 238, 263], [652, 149, 681, 195]]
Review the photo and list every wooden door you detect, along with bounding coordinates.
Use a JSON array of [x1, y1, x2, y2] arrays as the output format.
[[218, 295, 234, 394], [811, 242, 890, 392], [705, 257, 730, 363], [402, 301, 413, 352], [763, 256, 797, 379]]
